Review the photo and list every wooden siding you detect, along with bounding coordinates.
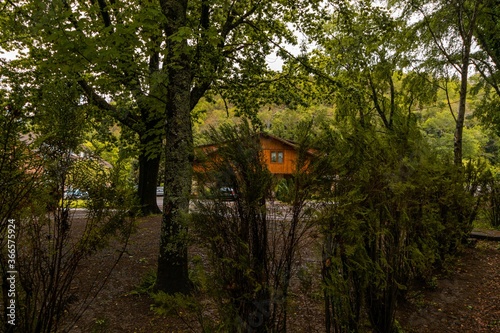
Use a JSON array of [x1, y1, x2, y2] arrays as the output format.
[[194, 134, 310, 175], [260, 136, 295, 174]]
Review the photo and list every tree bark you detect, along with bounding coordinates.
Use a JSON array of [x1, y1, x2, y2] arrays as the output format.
[[454, 39, 472, 166], [454, 69, 467, 166], [156, 0, 192, 294], [137, 151, 161, 215], [136, 102, 164, 216], [454, 0, 479, 166], [155, 76, 193, 293]]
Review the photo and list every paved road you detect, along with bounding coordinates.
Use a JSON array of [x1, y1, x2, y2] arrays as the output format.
[[69, 208, 88, 219], [72, 198, 500, 242], [71, 196, 325, 221]]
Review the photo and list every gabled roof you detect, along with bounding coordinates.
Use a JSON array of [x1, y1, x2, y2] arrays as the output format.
[[197, 132, 299, 150], [258, 132, 300, 150], [195, 132, 317, 157]]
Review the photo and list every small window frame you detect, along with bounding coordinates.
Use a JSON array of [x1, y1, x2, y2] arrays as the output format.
[[270, 150, 284, 164]]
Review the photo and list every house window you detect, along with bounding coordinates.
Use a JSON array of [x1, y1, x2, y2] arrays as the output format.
[[271, 151, 284, 163]]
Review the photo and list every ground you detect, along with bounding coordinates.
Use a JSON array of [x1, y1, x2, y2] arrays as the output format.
[[67, 215, 500, 333], [398, 240, 500, 333]]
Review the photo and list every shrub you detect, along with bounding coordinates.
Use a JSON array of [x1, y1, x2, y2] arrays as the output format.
[[318, 122, 480, 333], [0, 89, 136, 333], [190, 121, 319, 332]]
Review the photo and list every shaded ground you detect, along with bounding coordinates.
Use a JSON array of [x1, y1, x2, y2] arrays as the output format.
[[69, 215, 500, 332], [398, 240, 500, 333]]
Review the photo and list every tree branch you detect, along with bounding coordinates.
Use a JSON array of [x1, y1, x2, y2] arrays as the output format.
[[413, 4, 462, 74], [367, 72, 391, 129], [444, 79, 457, 123], [472, 58, 500, 96], [389, 69, 396, 128], [97, 0, 113, 30], [77, 78, 142, 133]]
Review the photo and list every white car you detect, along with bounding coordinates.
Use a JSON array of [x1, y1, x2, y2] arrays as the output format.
[[156, 186, 164, 196]]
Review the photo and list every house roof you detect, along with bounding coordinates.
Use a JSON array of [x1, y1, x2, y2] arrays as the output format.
[[195, 133, 318, 162], [196, 132, 309, 152], [258, 132, 301, 150], [19, 132, 113, 168]]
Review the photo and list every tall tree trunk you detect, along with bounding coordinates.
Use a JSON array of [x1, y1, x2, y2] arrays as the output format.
[[156, 79, 193, 293], [136, 105, 163, 216], [454, 0, 479, 166], [156, 91, 193, 293], [454, 65, 468, 166], [156, 0, 192, 294], [137, 150, 161, 215], [454, 42, 472, 166]]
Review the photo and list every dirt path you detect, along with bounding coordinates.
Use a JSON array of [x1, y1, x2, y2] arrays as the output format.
[[68, 216, 500, 332], [398, 241, 500, 333]]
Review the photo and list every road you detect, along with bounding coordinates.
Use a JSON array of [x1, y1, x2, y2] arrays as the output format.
[[72, 196, 326, 221]]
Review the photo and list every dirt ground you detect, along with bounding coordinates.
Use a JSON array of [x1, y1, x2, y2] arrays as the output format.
[[398, 240, 500, 333], [66, 215, 500, 333]]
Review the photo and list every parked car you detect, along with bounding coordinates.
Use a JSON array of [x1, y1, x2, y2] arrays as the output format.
[[64, 188, 89, 200], [218, 187, 237, 201], [156, 186, 164, 196]]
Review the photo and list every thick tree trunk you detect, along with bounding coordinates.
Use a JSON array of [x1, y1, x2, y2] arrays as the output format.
[[137, 151, 161, 215], [136, 104, 163, 216], [156, 0, 192, 294], [156, 84, 193, 293]]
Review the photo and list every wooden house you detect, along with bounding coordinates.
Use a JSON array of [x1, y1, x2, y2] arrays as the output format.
[[194, 133, 314, 176]]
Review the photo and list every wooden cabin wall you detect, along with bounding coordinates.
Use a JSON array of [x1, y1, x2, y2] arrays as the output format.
[[194, 136, 303, 176], [260, 137, 297, 175]]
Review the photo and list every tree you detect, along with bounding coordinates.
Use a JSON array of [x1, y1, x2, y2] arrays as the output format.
[[307, 0, 438, 131], [470, 0, 500, 134], [156, 0, 325, 295], [1, 0, 323, 293], [473, 0, 500, 93], [399, 0, 482, 165], [301, 2, 479, 331]]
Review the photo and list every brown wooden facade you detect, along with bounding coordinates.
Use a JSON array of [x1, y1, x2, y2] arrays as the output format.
[[260, 134, 300, 175], [195, 133, 312, 176]]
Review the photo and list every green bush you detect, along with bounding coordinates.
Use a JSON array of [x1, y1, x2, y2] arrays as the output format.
[[318, 122, 480, 333], [0, 84, 136, 333], [190, 121, 320, 333]]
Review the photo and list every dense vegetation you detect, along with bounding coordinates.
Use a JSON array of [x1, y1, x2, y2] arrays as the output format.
[[1, 0, 500, 332]]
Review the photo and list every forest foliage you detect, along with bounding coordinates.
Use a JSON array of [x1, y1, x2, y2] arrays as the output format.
[[1, 0, 500, 332]]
